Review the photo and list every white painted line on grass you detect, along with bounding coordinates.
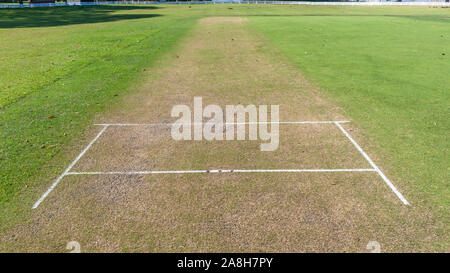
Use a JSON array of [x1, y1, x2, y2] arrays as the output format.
[[94, 120, 351, 126], [66, 169, 376, 175], [33, 119, 404, 209], [333, 122, 410, 205], [32, 125, 109, 209]]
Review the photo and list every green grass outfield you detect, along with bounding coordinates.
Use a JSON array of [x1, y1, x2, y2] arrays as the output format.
[[0, 5, 448, 245], [0, 5, 201, 228], [249, 8, 450, 218]]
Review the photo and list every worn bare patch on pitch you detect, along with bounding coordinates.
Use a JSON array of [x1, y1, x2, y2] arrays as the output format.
[[4, 172, 437, 252], [70, 124, 371, 172], [98, 16, 343, 124]]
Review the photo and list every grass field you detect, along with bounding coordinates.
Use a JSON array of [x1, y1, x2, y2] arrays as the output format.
[[0, 4, 448, 252], [249, 8, 450, 216], [0, 5, 200, 224]]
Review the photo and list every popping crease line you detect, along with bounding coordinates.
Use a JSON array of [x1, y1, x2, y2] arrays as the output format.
[[66, 169, 377, 175]]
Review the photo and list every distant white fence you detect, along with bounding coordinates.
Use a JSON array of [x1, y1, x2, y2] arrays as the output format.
[[1, 1, 449, 9]]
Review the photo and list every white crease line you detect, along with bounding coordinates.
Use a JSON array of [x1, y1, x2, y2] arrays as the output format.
[[67, 169, 376, 175], [334, 122, 410, 205], [32, 125, 109, 209], [94, 121, 351, 126]]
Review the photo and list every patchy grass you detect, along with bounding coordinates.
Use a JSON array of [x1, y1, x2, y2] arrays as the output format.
[[1, 16, 442, 252], [0, 4, 448, 251]]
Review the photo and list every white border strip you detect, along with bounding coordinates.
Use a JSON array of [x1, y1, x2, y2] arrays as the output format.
[[67, 169, 376, 175], [94, 121, 350, 126], [32, 125, 109, 209], [333, 122, 409, 205]]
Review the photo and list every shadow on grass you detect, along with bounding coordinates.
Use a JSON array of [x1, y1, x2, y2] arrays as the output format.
[[0, 5, 162, 28]]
